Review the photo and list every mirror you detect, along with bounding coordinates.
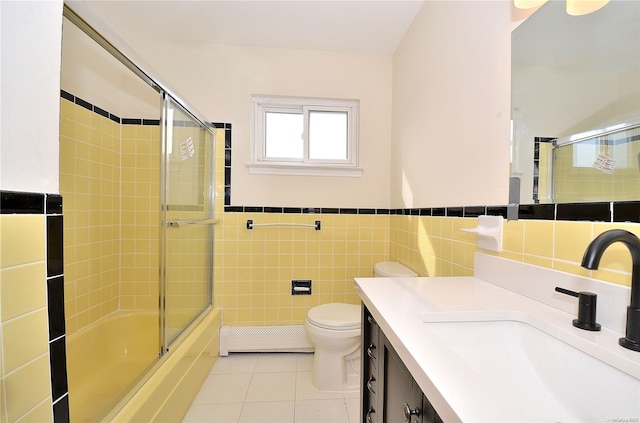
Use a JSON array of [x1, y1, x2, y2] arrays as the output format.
[[511, 0, 640, 204]]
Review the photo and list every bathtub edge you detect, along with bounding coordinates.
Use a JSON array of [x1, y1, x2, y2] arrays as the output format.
[[109, 307, 221, 422]]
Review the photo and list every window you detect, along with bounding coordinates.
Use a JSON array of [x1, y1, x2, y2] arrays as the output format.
[[249, 95, 361, 176]]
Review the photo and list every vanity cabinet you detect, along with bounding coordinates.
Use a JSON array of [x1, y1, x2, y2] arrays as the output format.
[[361, 305, 443, 423]]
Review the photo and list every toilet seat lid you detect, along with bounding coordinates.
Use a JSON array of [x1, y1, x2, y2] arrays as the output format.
[[307, 303, 361, 330]]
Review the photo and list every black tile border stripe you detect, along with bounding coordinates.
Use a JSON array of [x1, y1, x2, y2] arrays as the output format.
[[518, 204, 555, 220], [1, 191, 44, 214], [556, 202, 611, 222], [613, 201, 640, 223], [47, 215, 64, 277], [222, 201, 640, 222], [60, 90, 160, 125]]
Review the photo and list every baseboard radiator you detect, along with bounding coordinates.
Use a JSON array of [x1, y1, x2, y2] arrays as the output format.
[[219, 325, 314, 356]]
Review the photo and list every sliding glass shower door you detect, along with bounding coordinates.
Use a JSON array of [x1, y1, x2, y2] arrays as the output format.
[[161, 95, 216, 349]]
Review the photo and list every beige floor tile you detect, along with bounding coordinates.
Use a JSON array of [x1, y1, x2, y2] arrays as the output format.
[[238, 401, 295, 423], [294, 399, 350, 423], [295, 372, 344, 401], [211, 353, 259, 375], [182, 403, 243, 423], [245, 372, 296, 402], [254, 353, 298, 373], [184, 352, 361, 423], [345, 398, 360, 423], [295, 353, 314, 372], [192, 373, 252, 405]]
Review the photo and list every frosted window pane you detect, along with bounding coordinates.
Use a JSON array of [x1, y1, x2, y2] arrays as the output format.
[[265, 112, 303, 159], [309, 111, 348, 160]]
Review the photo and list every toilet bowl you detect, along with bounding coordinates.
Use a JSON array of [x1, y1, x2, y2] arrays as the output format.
[[305, 303, 361, 392], [305, 262, 417, 392]]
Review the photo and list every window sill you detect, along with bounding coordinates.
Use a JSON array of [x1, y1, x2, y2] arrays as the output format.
[[246, 163, 363, 177]]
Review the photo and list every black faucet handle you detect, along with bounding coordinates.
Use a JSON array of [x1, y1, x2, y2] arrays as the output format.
[[555, 287, 602, 331]]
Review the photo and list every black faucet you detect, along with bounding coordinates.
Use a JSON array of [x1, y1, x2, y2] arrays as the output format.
[[581, 229, 640, 352]]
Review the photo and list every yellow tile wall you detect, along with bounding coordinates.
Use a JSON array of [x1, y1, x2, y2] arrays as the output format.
[[213, 212, 389, 326], [60, 99, 121, 334], [389, 214, 639, 288], [119, 124, 160, 313], [60, 99, 160, 336], [0, 215, 53, 422]]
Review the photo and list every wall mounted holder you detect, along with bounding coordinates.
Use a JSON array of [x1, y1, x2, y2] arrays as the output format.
[[461, 215, 503, 252], [291, 280, 312, 295], [246, 219, 321, 230]]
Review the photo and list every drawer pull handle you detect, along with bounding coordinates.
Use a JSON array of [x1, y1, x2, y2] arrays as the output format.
[[367, 375, 376, 394], [367, 343, 376, 360], [366, 407, 376, 423], [367, 315, 377, 325], [402, 402, 421, 423]]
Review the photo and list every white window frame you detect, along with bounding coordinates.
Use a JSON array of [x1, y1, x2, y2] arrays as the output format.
[[248, 95, 362, 177]]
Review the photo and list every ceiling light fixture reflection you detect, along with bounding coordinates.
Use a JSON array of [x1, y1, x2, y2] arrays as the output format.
[[514, 0, 609, 16]]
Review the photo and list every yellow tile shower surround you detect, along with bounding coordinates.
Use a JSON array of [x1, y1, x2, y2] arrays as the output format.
[[60, 95, 161, 337], [56, 91, 217, 422]]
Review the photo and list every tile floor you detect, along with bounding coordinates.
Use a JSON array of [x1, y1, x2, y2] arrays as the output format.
[[182, 352, 361, 423]]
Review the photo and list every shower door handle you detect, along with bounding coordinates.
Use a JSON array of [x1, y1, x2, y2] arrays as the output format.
[[166, 218, 219, 227]]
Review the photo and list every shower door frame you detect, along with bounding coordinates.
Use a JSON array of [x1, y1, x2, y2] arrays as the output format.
[[63, 5, 217, 357], [159, 93, 216, 352]]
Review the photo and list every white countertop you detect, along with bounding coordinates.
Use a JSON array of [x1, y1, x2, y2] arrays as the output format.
[[355, 253, 640, 422]]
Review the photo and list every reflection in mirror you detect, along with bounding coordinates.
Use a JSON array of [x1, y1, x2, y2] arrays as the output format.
[[511, 0, 640, 204], [535, 123, 640, 203]]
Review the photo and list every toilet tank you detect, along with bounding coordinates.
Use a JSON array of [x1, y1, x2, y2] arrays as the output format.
[[373, 261, 418, 277]]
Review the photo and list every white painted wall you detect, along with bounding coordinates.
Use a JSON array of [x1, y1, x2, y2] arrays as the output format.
[[125, 42, 393, 208], [391, 1, 529, 208], [0, 1, 63, 194]]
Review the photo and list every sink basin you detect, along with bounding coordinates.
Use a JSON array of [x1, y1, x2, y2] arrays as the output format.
[[418, 311, 640, 422]]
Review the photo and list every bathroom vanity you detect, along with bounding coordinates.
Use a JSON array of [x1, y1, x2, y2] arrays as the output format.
[[356, 253, 640, 422], [362, 306, 442, 423]]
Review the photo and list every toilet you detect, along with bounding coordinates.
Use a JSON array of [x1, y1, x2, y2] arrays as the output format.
[[373, 261, 419, 278], [305, 261, 418, 392]]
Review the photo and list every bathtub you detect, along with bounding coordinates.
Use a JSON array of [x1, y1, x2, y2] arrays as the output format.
[[66, 308, 221, 422]]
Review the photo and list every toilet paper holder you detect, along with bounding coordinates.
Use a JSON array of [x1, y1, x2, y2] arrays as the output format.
[[291, 280, 312, 295]]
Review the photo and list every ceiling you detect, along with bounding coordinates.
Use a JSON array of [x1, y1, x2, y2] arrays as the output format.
[[67, 0, 425, 55]]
